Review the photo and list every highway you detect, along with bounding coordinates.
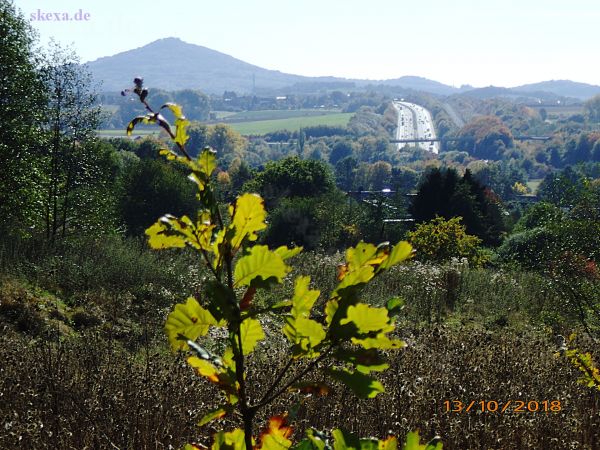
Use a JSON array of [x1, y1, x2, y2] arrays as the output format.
[[393, 101, 439, 154]]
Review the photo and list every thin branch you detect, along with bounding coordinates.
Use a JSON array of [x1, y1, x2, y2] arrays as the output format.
[[257, 356, 296, 405], [253, 344, 334, 410], [65, 389, 121, 450], [200, 247, 219, 280]]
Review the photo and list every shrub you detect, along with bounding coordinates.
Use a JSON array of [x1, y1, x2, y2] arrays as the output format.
[[407, 216, 487, 267]]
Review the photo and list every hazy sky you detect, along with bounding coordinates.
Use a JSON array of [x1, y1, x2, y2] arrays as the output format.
[[14, 0, 600, 88]]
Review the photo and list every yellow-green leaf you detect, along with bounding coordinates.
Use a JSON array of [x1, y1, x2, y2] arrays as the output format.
[[187, 356, 220, 383], [126, 114, 154, 135], [146, 220, 187, 249], [165, 297, 218, 351], [198, 406, 231, 426], [351, 334, 406, 350], [161, 102, 184, 119], [294, 317, 326, 348], [240, 318, 265, 355], [229, 193, 267, 250], [334, 348, 389, 374], [222, 347, 236, 371], [146, 214, 209, 251], [379, 241, 413, 271], [327, 368, 384, 399], [212, 228, 227, 269], [234, 245, 290, 287], [283, 317, 325, 353], [257, 415, 293, 450], [346, 242, 386, 272], [149, 212, 214, 252], [402, 431, 442, 450], [175, 117, 190, 147], [325, 299, 338, 325], [290, 276, 320, 318], [332, 429, 361, 450], [183, 444, 204, 450], [212, 428, 246, 450], [340, 304, 394, 334], [274, 245, 303, 260], [333, 265, 374, 296], [380, 436, 398, 450], [198, 147, 217, 178]]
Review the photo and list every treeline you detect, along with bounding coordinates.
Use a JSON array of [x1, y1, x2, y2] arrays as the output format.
[[102, 86, 397, 128]]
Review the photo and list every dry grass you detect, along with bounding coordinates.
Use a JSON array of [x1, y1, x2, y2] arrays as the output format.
[[1, 325, 598, 449], [1, 248, 599, 449]]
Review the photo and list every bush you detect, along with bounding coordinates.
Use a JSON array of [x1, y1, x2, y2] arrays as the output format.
[[243, 156, 336, 207], [407, 216, 488, 266], [118, 158, 198, 235], [498, 220, 600, 270]]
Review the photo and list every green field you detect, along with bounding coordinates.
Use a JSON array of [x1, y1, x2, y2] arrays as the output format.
[[530, 105, 584, 118], [96, 129, 160, 138], [212, 111, 238, 119], [218, 109, 342, 122], [97, 109, 352, 138], [228, 113, 353, 135]]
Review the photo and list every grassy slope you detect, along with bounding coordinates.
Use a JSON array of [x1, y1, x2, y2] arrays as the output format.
[[221, 109, 342, 122], [96, 129, 160, 138], [228, 113, 353, 135]]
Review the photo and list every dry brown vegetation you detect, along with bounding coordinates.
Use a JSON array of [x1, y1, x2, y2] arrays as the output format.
[[1, 244, 599, 449], [1, 325, 598, 449]]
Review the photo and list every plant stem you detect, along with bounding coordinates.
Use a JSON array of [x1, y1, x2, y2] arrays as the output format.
[[138, 96, 192, 161], [254, 344, 334, 410], [258, 356, 295, 405], [225, 243, 254, 449]]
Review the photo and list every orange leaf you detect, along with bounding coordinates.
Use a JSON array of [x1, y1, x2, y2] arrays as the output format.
[[257, 414, 293, 449], [336, 263, 349, 281]]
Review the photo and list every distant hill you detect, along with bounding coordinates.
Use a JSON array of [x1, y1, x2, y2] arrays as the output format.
[[456, 86, 570, 103], [376, 76, 459, 96], [514, 80, 600, 100], [86, 38, 459, 95], [87, 38, 600, 100], [88, 37, 322, 93]]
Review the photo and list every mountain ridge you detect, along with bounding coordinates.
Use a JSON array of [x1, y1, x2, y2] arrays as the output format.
[[87, 37, 600, 99]]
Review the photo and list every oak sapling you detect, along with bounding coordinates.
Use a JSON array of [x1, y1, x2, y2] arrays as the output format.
[[126, 79, 442, 450]]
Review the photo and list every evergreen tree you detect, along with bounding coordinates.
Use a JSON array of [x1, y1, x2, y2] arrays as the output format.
[[410, 168, 505, 246]]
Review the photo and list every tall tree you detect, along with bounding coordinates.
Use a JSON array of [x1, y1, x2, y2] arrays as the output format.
[[0, 0, 47, 235], [243, 156, 335, 208], [584, 94, 600, 123], [457, 115, 513, 160], [39, 42, 106, 239]]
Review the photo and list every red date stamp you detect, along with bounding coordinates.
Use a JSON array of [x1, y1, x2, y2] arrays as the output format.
[[443, 400, 562, 413]]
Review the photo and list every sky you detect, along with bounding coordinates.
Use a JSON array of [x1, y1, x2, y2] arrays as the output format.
[[13, 0, 600, 88]]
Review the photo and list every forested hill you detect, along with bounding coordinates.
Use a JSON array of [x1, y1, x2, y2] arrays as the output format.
[[87, 37, 329, 93], [87, 37, 600, 99], [515, 80, 600, 100], [86, 37, 462, 95]]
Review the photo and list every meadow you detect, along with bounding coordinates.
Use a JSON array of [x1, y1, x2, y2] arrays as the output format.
[[214, 109, 343, 122], [96, 128, 160, 138], [226, 113, 353, 135], [1, 237, 598, 449], [97, 110, 352, 138]]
